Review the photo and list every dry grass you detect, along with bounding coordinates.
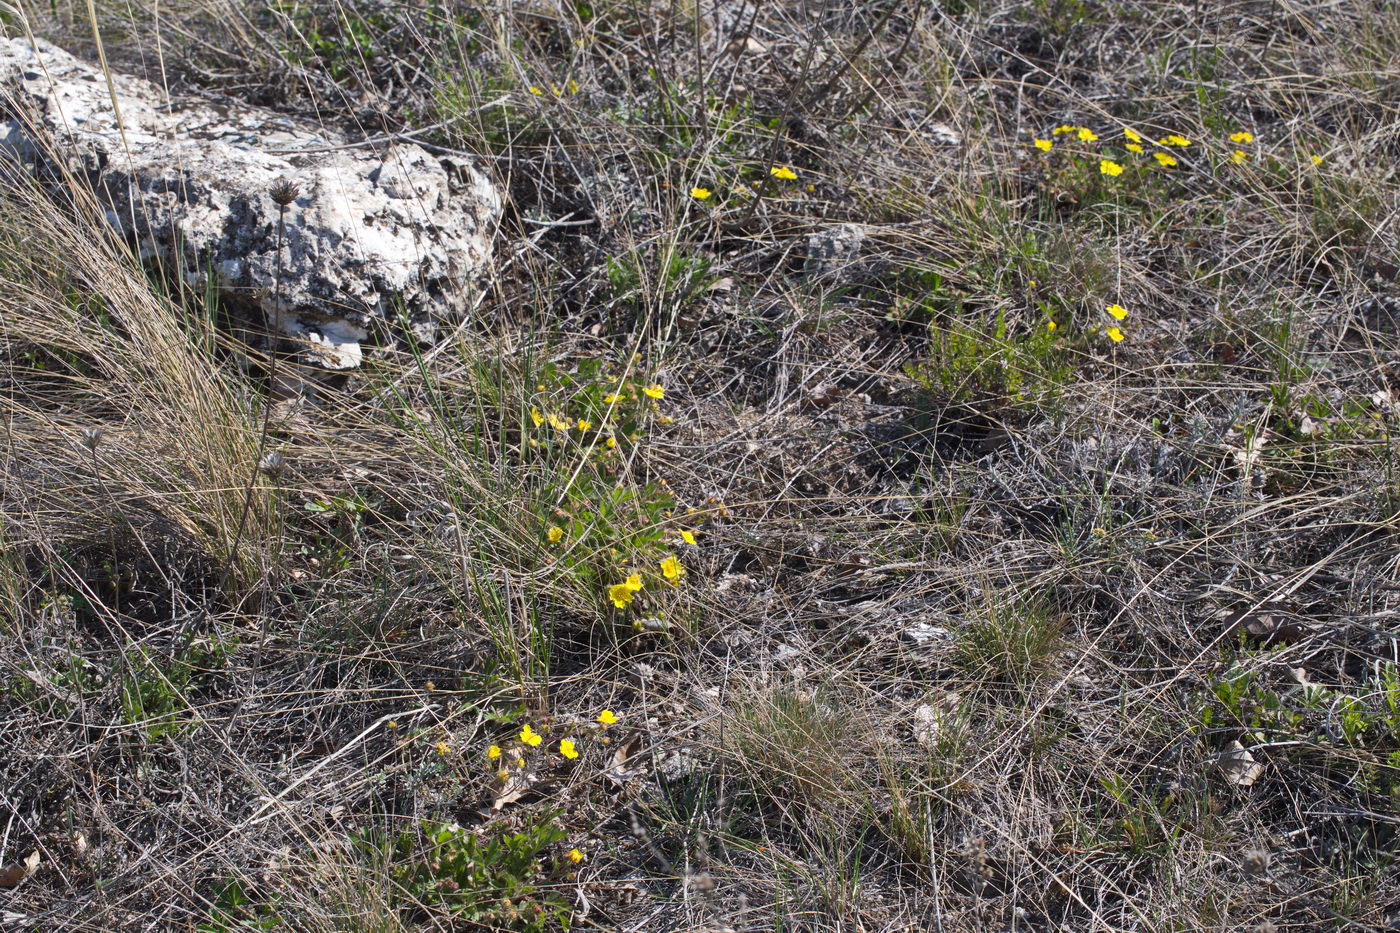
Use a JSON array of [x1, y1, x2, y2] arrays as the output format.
[[1, 0, 1399, 930]]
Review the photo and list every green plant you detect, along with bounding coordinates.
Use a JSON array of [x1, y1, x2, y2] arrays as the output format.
[[729, 685, 860, 809], [878, 696, 974, 868], [299, 492, 378, 569], [1093, 771, 1208, 858], [120, 639, 226, 740], [370, 817, 572, 931], [435, 64, 543, 154], [605, 245, 714, 320], [896, 267, 1072, 409], [199, 877, 283, 933], [264, 2, 399, 80]]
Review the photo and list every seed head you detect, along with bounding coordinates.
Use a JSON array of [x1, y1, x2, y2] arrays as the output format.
[[79, 426, 104, 452], [268, 178, 299, 206], [1240, 847, 1272, 877], [258, 451, 287, 477]]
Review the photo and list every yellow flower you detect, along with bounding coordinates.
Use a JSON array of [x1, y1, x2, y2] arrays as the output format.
[[690, 187, 712, 200], [577, 419, 591, 431], [435, 741, 452, 755], [1046, 319, 1057, 332], [1153, 152, 1177, 167], [496, 768, 510, 782], [603, 392, 623, 404], [567, 848, 584, 863], [488, 745, 502, 759], [1159, 134, 1191, 146], [1107, 303, 1128, 320], [547, 413, 570, 432], [608, 583, 635, 609], [520, 724, 543, 747], [1052, 124, 1077, 135], [1099, 159, 1123, 176], [1105, 326, 1125, 342], [530, 407, 544, 428], [1077, 128, 1099, 141], [770, 165, 798, 180], [679, 529, 697, 546], [1229, 131, 1254, 143], [528, 86, 544, 96], [1125, 143, 1144, 154], [605, 435, 617, 449], [625, 573, 643, 592], [547, 526, 564, 543], [1230, 149, 1246, 164], [660, 556, 683, 583], [1033, 138, 1053, 151], [515, 757, 525, 768], [643, 384, 664, 399], [567, 79, 580, 94], [1311, 154, 1323, 165], [559, 739, 578, 759], [598, 709, 619, 725], [1123, 127, 1142, 143]]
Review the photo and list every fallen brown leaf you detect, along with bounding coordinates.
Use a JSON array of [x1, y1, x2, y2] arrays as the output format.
[[0, 850, 39, 888]]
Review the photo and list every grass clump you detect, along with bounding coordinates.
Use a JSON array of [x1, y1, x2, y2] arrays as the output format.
[[955, 597, 1062, 691]]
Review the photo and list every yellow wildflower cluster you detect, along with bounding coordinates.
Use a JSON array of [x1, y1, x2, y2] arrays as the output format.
[[608, 573, 644, 609], [487, 711, 621, 790], [1038, 122, 1278, 176], [605, 546, 696, 609], [527, 80, 581, 97], [687, 164, 808, 204], [528, 375, 673, 459], [1104, 303, 1128, 342]]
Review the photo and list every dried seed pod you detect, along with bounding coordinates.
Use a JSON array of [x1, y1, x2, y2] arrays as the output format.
[[268, 178, 299, 206]]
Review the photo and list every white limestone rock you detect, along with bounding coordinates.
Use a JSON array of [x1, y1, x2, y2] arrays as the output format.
[[0, 37, 500, 368]]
